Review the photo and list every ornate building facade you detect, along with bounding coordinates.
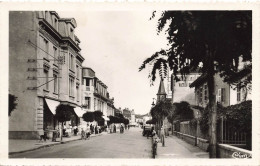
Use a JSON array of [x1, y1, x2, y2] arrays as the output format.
[[9, 11, 84, 139]]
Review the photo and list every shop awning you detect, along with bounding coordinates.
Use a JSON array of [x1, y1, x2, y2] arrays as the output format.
[[74, 107, 85, 118], [103, 115, 110, 121], [45, 98, 60, 115]]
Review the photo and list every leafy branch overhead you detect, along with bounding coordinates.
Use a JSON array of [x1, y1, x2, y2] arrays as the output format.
[[139, 11, 252, 84]]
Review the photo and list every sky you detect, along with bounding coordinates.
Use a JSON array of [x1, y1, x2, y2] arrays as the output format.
[[59, 11, 169, 115]]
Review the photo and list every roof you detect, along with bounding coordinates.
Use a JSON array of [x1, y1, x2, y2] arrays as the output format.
[[189, 74, 207, 88], [157, 79, 166, 95]]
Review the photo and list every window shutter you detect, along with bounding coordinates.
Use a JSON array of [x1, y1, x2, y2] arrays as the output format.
[[221, 88, 225, 102], [217, 89, 221, 102]]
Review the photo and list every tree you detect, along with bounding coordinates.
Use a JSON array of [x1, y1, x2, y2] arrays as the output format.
[[167, 102, 194, 134], [140, 11, 251, 158], [150, 100, 174, 135], [55, 104, 74, 141], [83, 112, 94, 122], [93, 110, 103, 122], [9, 94, 18, 116]]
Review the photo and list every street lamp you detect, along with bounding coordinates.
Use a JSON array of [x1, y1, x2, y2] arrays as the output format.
[[151, 98, 156, 107]]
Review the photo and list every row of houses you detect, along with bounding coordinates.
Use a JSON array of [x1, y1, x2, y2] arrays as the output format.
[[8, 11, 125, 139]]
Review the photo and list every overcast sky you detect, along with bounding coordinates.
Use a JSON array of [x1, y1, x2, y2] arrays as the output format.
[[59, 11, 168, 115]]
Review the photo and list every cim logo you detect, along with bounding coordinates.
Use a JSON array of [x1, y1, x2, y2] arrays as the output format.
[[232, 152, 252, 159]]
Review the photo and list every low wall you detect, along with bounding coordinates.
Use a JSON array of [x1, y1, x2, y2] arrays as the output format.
[[172, 131, 209, 152], [217, 144, 252, 158], [182, 133, 196, 145], [197, 137, 209, 151]]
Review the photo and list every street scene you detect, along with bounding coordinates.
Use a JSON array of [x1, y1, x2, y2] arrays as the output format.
[[8, 10, 252, 159]]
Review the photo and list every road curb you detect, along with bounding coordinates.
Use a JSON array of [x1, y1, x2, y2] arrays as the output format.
[[9, 133, 106, 155]]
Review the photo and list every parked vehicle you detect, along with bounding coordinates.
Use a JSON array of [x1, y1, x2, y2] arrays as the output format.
[[142, 125, 152, 136]]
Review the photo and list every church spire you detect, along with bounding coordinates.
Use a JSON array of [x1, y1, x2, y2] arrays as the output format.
[[157, 79, 166, 102]]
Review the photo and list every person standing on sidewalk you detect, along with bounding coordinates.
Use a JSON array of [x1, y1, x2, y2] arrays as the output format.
[[160, 126, 165, 147], [86, 124, 91, 139]]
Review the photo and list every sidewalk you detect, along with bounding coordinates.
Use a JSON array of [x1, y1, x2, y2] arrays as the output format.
[[9, 132, 106, 155], [155, 135, 209, 158]]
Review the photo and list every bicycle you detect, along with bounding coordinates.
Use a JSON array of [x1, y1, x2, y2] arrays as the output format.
[[152, 136, 158, 158]]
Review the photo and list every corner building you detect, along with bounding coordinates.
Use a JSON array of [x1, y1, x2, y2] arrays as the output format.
[[9, 11, 84, 139]]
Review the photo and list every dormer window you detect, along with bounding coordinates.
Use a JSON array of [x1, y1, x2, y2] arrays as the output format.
[[54, 18, 58, 30], [70, 28, 74, 40]]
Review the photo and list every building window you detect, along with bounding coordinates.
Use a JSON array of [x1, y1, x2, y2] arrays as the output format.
[[69, 54, 74, 70], [53, 18, 58, 30], [179, 83, 187, 87], [70, 28, 74, 39], [217, 88, 225, 103], [53, 46, 57, 64], [237, 86, 241, 102], [204, 84, 208, 101], [76, 85, 79, 101], [85, 78, 90, 90], [53, 73, 58, 93], [199, 87, 203, 104], [85, 97, 90, 109], [94, 98, 96, 110], [76, 65, 79, 78], [43, 38, 49, 60], [69, 77, 74, 97], [44, 70, 49, 90], [221, 88, 225, 102]]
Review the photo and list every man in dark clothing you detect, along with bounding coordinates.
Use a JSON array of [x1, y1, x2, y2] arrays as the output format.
[[113, 124, 116, 133]]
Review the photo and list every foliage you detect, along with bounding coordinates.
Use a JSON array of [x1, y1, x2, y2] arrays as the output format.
[[199, 101, 252, 134], [93, 111, 103, 122], [139, 11, 252, 83], [175, 101, 194, 121], [189, 118, 197, 128], [220, 100, 252, 132], [150, 100, 174, 121], [55, 104, 74, 122], [167, 101, 194, 124], [174, 120, 180, 132], [108, 115, 129, 125], [82, 112, 94, 122], [146, 118, 157, 124], [9, 94, 18, 116]]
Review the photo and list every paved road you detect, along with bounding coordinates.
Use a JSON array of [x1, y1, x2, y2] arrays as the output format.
[[10, 127, 152, 158]]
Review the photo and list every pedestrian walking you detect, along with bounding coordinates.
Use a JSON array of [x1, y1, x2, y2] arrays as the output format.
[[160, 126, 165, 147], [120, 124, 124, 133]]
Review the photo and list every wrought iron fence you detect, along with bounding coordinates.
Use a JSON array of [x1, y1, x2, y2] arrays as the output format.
[[218, 118, 247, 145]]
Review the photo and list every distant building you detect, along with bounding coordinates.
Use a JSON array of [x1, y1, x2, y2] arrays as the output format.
[[82, 67, 112, 124], [142, 113, 152, 125], [135, 114, 143, 124], [171, 72, 201, 105], [9, 11, 84, 139], [107, 97, 115, 117], [123, 108, 131, 120], [166, 69, 173, 99]]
